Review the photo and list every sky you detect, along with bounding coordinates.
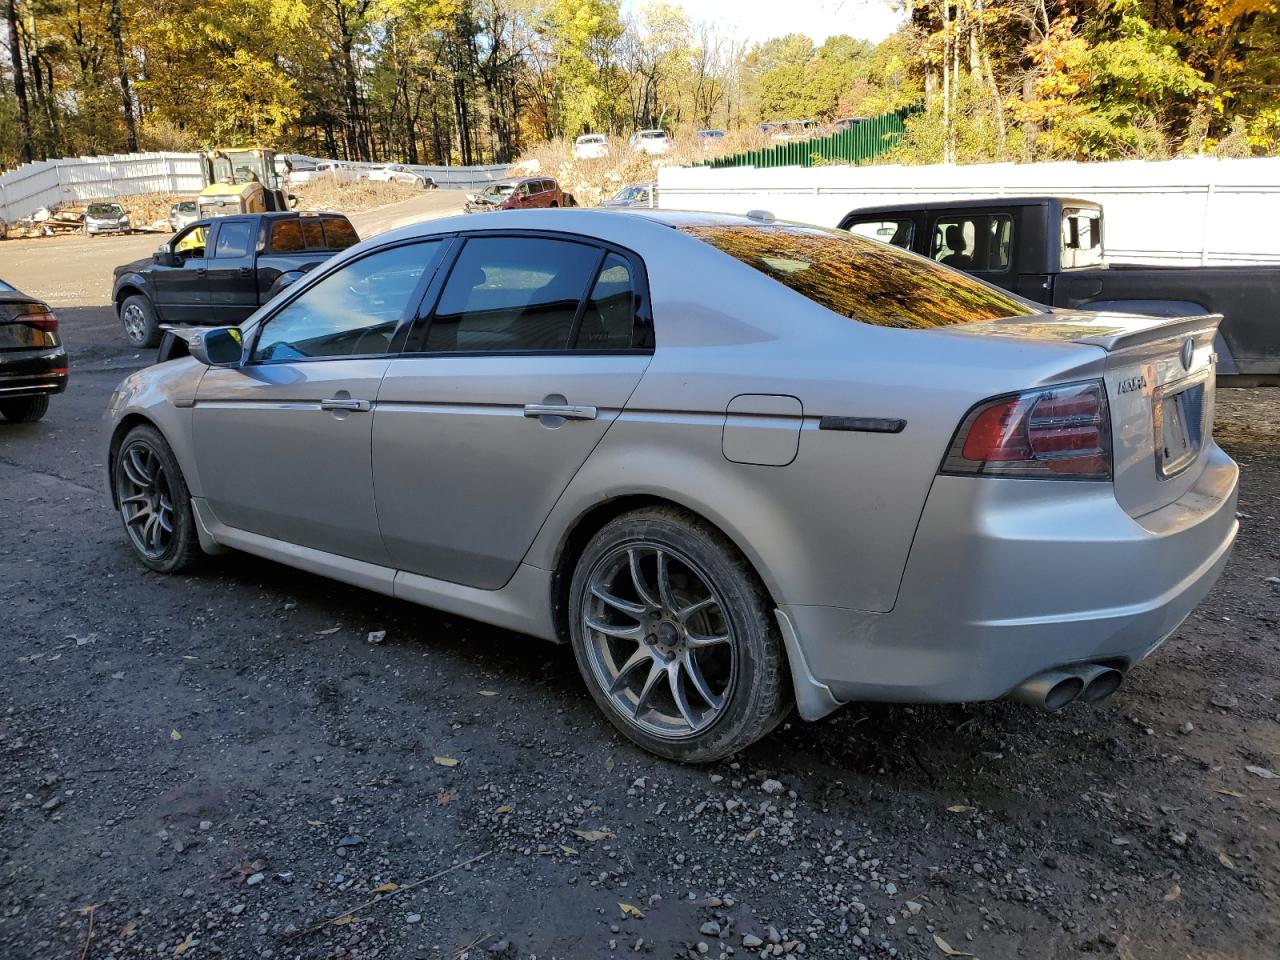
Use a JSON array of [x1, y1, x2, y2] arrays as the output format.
[[632, 0, 907, 47]]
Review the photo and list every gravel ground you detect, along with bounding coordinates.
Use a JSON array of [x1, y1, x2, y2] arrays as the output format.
[[0, 224, 1277, 960]]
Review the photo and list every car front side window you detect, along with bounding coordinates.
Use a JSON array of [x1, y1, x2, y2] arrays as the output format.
[[252, 240, 442, 362], [173, 225, 208, 259]]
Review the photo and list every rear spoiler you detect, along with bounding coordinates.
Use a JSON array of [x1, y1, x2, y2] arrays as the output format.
[[1063, 312, 1222, 353]]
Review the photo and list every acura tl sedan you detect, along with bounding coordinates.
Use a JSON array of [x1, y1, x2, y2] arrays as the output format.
[[103, 209, 1238, 761]]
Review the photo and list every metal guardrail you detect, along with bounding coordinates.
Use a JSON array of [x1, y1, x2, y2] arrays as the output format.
[[694, 107, 917, 170]]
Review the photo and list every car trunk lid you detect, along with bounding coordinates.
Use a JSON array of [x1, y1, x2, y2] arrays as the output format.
[[948, 310, 1222, 519]]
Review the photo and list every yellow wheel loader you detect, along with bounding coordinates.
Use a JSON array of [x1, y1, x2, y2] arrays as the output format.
[[196, 148, 295, 220]]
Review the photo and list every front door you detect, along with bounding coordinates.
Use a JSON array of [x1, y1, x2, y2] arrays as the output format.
[[193, 238, 446, 564], [373, 234, 652, 589], [151, 223, 211, 322], [205, 218, 261, 324]]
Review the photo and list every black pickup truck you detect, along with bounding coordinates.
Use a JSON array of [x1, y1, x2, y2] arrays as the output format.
[[838, 196, 1280, 378], [112, 211, 359, 348]]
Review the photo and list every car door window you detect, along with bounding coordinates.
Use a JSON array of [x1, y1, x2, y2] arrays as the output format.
[[174, 225, 208, 259], [252, 240, 442, 362], [847, 218, 914, 249], [214, 221, 254, 258], [426, 236, 601, 352], [931, 215, 1012, 272], [573, 253, 639, 349]]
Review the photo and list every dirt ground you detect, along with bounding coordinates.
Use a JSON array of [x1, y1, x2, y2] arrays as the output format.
[[0, 215, 1277, 960]]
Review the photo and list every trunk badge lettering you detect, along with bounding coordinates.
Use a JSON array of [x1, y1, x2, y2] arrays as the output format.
[[1117, 375, 1146, 395], [1180, 337, 1195, 371]]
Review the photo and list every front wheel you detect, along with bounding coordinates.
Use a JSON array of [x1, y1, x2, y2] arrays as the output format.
[[568, 507, 790, 762], [120, 295, 160, 349], [0, 395, 49, 422], [113, 424, 204, 573]]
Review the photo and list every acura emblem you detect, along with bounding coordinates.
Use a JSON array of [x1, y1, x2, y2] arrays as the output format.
[[1180, 337, 1194, 371]]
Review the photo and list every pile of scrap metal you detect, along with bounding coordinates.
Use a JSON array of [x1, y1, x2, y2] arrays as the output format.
[[11, 205, 85, 237]]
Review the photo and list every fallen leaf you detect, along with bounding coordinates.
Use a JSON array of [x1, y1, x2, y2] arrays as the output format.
[[119, 920, 138, 937], [1218, 851, 1236, 870], [315, 626, 341, 636], [573, 828, 614, 842], [933, 933, 976, 957], [371, 882, 399, 894], [496, 805, 512, 814], [1111, 837, 1132, 846], [46, 653, 61, 662], [75, 904, 99, 915], [433, 756, 459, 767], [1163, 884, 1181, 902], [560, 845, 578, 856], [1216, 788, 1246, 798], [478, 690, 497, 697], [605, 755, 615, 772], [436, 788, 459, 806], [946, 805, 976, 813], [169, 729, 182, 741], [306, 819, 325, 827], [332, 916, 354, 926], [174, 933, 196, 957], [618, 902, 644, 919], [1245, 765, 1279, 779]]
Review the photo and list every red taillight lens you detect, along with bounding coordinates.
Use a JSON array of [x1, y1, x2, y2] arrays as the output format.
[[25, 310, 58, 334], [943, 380, 1112, 480]]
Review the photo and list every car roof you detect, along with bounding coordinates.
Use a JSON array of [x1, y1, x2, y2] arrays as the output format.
[[844, 196, 1101, 215]]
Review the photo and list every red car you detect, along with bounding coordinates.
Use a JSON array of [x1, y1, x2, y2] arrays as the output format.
[[465, 177, 566, 212]]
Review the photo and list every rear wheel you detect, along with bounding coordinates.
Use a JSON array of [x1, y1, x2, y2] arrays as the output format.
[[549, 201, 559, 208], [120, 295, 160, 349], [113, 424, 203, 573], [0, 395, 49, 422], [568, 507, 790, 762]]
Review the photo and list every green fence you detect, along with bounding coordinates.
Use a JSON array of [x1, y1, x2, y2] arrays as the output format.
[[695, 107, 917, 169]]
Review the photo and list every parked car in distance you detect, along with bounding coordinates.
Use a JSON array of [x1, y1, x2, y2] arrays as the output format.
[[0, 278, 66, 423], [168, 200, 199, 233], [601, 183, 657, 208], [573, 134, 610, 160], [464, 177, 565, 212], [368, 163, 436, 189], [629, 130, 670, 155], [839, 196, 1280, 377], [104, 208, 1238, 762], [833, 117, 868, 131], [111, 211, 360, 349], [758, 120, 818, 141], [695, 129, 726, 148], [83, 202, 131, 236]]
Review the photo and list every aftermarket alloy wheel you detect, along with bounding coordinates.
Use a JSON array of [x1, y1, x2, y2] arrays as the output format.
[[113, 424, 203, 573], [569, 507, 790, 762]]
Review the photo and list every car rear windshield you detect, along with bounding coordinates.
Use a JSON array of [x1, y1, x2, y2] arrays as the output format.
[[681, 223, 1037, 329]]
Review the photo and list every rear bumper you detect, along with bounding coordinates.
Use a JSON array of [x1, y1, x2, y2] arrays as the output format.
[[0, 350, 69, 397], [784, 443, 1238, 707]]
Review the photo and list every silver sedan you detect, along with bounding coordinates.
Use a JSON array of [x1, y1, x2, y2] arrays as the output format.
[[103, 209, 1239, 761]]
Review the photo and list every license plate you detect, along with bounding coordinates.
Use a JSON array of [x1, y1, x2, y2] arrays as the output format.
[[1154, 380, 1206, 478]]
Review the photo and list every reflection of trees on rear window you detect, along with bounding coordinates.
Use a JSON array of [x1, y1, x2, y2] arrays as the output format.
[[682, 224, 1035, 329]]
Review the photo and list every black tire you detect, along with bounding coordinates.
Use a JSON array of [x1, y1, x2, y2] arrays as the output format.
[[549, 201, 559, 208], [120, 294, 161, 349], [112, 423, 204, 574], [568, 507, 791, 762], [0, 395, 50, 422]]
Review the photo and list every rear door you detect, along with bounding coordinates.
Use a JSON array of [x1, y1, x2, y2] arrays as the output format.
[[372, 232, 653, 588], [928, 211, 1016, 291], [206, 218, 260, 324]]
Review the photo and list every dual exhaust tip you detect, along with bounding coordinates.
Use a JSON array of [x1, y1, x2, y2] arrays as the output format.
[[1011, 664, 1124, 712]]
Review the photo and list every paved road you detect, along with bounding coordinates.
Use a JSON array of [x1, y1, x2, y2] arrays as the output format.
[[1, 206, 1278, 960]]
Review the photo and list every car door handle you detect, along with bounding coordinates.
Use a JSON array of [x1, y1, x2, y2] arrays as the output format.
[[320, 397, 371, 412], [523, 403, 597, 420], [238, 266, 251, 277], [195, 267, 207, 277]]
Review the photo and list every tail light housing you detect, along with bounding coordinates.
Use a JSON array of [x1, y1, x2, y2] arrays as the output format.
[[941, 380, 1112, 480], [24, 309, 59, 335]]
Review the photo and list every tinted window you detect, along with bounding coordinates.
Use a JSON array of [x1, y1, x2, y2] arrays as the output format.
[[574, 254, 638, 349], [931, 215, 1013, 272], [324, 218, 359, 250], [847, 218, 914, 249], [302, 219, 326, 249], [426, 236, 601, 352], [269, 219, 305, 253], [214, 221, 254, 258], [253, 241, 441, 361], [682, 223, 1035, 329]]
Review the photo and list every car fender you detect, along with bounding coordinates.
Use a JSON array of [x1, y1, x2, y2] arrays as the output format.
[[112, 272, 152, 314]]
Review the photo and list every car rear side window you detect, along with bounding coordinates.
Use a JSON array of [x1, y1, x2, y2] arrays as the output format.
[[574, 254, 639, 350], [931, 215, 1012, 272], [682, 223, 1036, 329], [252, 240, 441, 362], [426, 236, 602, 352], [214, 221, 254, 258]]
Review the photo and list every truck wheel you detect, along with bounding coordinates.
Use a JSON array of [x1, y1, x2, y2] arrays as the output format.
[[0, 396, 50, 423], [120, 295, 161, 349]]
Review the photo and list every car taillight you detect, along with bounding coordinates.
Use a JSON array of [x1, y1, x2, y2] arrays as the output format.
[[942, 380, 1112, 480], [25, 310, 58, 334]]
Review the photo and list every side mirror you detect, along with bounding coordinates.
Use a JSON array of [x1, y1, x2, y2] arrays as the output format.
[[154, 247, 179, 267], [288, 194, 299, 209], [189, 327, 244, 367]]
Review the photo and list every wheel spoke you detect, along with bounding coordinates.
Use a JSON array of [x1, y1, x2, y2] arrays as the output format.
[[682, 652, 724, 710], [121, 450, 150, 488], [668, 661, 699, 728], [628, 548, 660, 608], [677, 596, 716, 622], [686, 631, 730, 648], [591, 584, 648, 618], [585, 616, 644, 641], [655, 550, 678, 612], [120, 492, 149, 506], [632, 661, 666, 717], [129, 447, 154, 485], [125, 506, 151, 527], [608, 647, 653, 694]]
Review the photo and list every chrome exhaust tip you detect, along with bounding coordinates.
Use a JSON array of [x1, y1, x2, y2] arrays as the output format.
[[1010, 669, 1084, 712], [1077, 664, 1124, 703]]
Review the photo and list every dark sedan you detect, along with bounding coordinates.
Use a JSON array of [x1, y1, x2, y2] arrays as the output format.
[[0, 279, 67, 422]]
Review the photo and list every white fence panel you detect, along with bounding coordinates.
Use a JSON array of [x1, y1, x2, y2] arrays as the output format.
[[657, 156, 1280, 266], [0, 152, 206, 225]]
